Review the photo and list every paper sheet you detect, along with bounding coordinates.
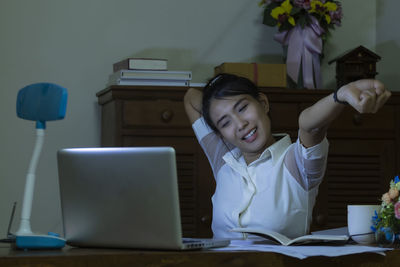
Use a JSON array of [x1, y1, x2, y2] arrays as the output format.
[[210, 238, 392, 259]]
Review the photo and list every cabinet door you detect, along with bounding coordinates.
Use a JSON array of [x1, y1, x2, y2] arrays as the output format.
[[122, 136, 214, 238], [311, 139, 396, 230]]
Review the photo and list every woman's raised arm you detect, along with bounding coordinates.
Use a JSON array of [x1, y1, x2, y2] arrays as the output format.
[[298, 79, 391, 148], [184, 88, 203, 124]]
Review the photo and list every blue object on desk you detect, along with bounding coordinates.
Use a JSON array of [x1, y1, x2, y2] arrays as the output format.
[[14, 82, 68, 250], [16, 234, 66, 250]]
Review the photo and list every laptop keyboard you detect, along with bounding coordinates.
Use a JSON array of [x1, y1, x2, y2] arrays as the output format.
[[182, 238, 203, 243]]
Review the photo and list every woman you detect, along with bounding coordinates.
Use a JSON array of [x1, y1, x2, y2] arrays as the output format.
[[184, 74, 391, 239]]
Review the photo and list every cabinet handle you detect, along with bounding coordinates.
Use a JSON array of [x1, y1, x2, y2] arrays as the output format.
[[161, 110, 174, 122], [352, 114, 363, 125]]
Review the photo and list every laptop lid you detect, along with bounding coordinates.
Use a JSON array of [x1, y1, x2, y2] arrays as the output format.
[[57, 147, 185, 249]]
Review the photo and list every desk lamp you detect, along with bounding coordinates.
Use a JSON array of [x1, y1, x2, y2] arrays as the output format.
[[14, 83, 67, 249]]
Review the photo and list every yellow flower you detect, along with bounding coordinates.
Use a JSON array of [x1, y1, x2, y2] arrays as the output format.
[[309, 0, 337, 24], [271, 0, 295, 26]]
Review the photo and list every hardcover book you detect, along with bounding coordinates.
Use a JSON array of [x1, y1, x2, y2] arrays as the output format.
[[113, 58, 168, 72], [108, 78, 190, 87]]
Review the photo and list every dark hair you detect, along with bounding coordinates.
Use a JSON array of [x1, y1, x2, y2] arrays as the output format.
[[202, 73, 260, 133]]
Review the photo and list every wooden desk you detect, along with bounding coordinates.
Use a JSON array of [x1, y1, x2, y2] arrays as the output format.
[[0, 244, 399, 267]]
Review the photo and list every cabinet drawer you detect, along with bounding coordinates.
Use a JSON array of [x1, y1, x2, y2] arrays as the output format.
[[122, 100, 190, 128]]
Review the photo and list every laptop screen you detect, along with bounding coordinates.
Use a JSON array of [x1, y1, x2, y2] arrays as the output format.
[[57, 147, 184, 249]]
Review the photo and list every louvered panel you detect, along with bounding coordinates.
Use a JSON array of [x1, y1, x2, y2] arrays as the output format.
[[329, 162, 378, 170], [328, 155, 378, 164], [176, 152, 197, 237], [328, 185, 381, 195], [328, 183, 381, 190], [324, 154, 382, 228], [328, 170, 380, 177], [326, 176, 380, 183]]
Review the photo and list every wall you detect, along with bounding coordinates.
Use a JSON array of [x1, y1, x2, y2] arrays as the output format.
[[0, 0, 386, 236], [322, 0, 377, 89], [376, 0, 400, 91]]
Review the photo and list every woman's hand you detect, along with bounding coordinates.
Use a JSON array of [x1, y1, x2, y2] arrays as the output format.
[[336, 79, 391, 114]]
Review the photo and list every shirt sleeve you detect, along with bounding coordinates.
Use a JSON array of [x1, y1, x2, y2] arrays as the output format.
[[284, 136, 329, 191], [192, 117, 231, 177]]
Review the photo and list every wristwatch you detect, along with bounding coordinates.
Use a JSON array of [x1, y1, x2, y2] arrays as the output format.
[[333, 88, 348, 105]]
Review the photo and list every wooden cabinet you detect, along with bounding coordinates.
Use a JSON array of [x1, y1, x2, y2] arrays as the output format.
[[97, 86, 400, 237], [97, 86, 214, 237]]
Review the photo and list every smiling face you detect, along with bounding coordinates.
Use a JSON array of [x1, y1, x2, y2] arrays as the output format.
[[209, 93, 275, 164]]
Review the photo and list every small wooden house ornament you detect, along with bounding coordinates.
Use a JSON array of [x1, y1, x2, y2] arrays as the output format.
[[328, 45, 381, 89]]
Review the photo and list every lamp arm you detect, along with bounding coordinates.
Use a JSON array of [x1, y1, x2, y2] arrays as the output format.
[[15, 128, 45, 235]]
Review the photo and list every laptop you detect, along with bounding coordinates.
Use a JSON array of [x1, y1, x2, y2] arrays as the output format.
[[56, 146, 230, 250]]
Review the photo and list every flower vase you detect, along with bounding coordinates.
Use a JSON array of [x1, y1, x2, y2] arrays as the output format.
[[375, 227, 395, 247]]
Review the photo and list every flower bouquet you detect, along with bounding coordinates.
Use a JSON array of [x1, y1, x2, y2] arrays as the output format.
[[260, 0, 342, 39], [259, 0, 343, 89], [372, 175, 400, 246]]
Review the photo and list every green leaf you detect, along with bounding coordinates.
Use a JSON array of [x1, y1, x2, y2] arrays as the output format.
[[298, 16, 307, 28], [291, 7, 301, 16], [263, 7, 278, 26], [268, 2, 281, 9]]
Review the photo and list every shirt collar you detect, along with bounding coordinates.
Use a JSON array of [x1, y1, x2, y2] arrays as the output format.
[[222, 133, 291, 171]]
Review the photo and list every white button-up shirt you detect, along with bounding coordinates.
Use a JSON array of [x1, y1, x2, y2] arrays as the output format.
[[192, 117, 329, 239]]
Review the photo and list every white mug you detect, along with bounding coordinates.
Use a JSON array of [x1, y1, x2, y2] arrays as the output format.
[[347, 204, 381, 245]]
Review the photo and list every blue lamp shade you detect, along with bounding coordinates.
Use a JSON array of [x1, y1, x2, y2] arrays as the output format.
[[16, 83, 68, 127]]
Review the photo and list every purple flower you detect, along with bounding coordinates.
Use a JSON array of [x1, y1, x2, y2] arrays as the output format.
[[395, 202, 400, 219], [293, 0, 311, 9], [395, 175, 400, 184], [329, 2, 342, 26], [260, 0, 283, 6]]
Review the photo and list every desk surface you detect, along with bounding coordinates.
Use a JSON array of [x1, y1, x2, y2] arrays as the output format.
[[0, 244, 399, 267]]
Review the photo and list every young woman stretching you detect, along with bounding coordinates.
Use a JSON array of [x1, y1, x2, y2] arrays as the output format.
[[184, 73, 391, 239]]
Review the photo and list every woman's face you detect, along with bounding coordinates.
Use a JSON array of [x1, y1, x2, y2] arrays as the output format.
[[209, 93, 274, 163]]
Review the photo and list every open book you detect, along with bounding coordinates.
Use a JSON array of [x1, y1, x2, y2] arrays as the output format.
[[231, 227, 349, 246]]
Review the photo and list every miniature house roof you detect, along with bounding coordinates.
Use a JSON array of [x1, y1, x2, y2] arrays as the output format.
[[328, 45, 381, 65]]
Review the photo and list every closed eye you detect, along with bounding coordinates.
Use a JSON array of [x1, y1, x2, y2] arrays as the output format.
[[238, 104, 248, 112], [221, 120, 230, 128]]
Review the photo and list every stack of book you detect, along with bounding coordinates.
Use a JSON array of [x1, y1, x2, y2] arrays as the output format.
[[109, 58, 192, 86]]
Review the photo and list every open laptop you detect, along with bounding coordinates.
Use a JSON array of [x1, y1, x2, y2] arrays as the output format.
[[56, 146, 230, 250]]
